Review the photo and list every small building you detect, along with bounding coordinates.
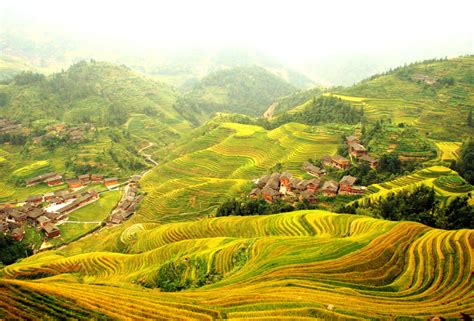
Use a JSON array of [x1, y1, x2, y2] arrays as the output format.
[[104, 177, 119, 188], [11, 228, 24, 241], [25, 172, 57, 187], [346, 135, 361, 146], [36, 215, 51, 227], [302, 161, 325, 177], [249, 188, 262, 199], [91, 174, 104, 182], [43, 222, 61, 238], [349, 142, 368, 157], [262, 187, 280, 202], [45, 175, 64, 187], [43, 192, 56, 202], [264, 173, 280, 191], [322, 180, 339, 197], [0, 221, 9, 233], [9, 209, 27, 223], [67, 179, 82, 189], [332, 155, 350, 170], [360, 155, 378, 169], [339, 176, 358, 194], [110, 213, 124, 224], [27, 208, 44, 224], [27, 195, 44, 204], [299, 190, 317, 203], [78, 174, 90, 184], [306, 178, 321, 193], [256, 175, 270, 188], [321, 156, 333, 167], [279, 172, 292, 187]]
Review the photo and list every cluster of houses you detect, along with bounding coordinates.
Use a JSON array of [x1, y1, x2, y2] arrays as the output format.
[[109, 176, 143, 224], [25, 172, 119, 189], [0, 189, 100, 240], [250, 171, 366, 203], [32, 123, 88, 145], [320, 136, 377, 171], [0, 118, 26, 136], [1, 119, 89, 145]]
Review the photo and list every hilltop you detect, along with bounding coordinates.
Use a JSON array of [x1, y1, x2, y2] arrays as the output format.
[[173, 66, 297, 125], [330, 56, 474, 140]]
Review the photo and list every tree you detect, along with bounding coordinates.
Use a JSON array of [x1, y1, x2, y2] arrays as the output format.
[[436, 195, 474, 230], [0, 234, 33, 266], [457, 139, 474, 184]]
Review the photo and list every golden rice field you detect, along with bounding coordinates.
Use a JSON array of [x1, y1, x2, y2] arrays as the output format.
[[137, 122, 342, 222], [434, 141, 462, 161], [1, 210, 473, 320], [360, 166, 473, 205]]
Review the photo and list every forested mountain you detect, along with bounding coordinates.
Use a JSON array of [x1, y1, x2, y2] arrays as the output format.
[[173, 66, 297, 125], [0, 60, 189, 129]]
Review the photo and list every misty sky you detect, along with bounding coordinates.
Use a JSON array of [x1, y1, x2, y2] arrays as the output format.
[[1, 0, 473, 63]]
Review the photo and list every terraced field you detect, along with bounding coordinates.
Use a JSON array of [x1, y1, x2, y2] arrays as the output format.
[[137, 122, 342, 221], [359, 166, 473, 205], [1, 210, 473, 319], [435, 141, 462, 161]]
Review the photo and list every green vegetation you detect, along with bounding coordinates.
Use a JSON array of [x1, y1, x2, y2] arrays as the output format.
[[456, 138, 474, 184], [50, 190, 121, 246], [216, 198, 313, 217], [341, 185, 473, 229], [0, 234, 33, 266], [174, 66, 296, 125]]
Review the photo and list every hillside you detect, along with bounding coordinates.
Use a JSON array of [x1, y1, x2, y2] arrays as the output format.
[[328, 56, 474, 140], [173, 66, 297, 125], [0, 60, 189, 129], [1, 210, 473, 319]]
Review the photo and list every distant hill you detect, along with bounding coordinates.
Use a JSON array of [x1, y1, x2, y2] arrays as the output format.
[[173, 66, 297, 125], [0, 60, 189, 130]]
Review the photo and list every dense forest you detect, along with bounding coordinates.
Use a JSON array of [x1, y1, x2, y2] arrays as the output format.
[[173, 66, 296, 125]]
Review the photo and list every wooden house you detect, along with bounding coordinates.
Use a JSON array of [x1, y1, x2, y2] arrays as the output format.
[[306, 178, 321, 193], [321, 156, 333, 167], [36, 215, 51, 227], [78, 174, 91, 184], [299, 190, 317, 203], [262, 187, 280, 202], [91, 174, 104, 182], [346, 135, 361, 145], [339, 176, 358, 194], [249, 188, 262, 199], [43, 192, 56, 202], [321, 180, 339, 197], [25, 172, 57, 186], [45, 175, 64, 187], [360, 155, 378, 169], [331, 155, 350, 170], [11, 228, 24, 241], [349, 142, 367, 157], [43, 222, 60, 238], [104, 177, 119, 188], [302, 161, 325, 177], [67, 179, 82, 189], [264, 173, 280, 191]]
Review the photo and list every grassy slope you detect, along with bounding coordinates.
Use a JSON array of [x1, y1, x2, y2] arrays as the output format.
[[326, 56, 474, 140], [1, 210, 473, 319]]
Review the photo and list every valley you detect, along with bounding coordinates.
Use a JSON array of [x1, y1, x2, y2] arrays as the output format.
[[0, 47, 473, 320]]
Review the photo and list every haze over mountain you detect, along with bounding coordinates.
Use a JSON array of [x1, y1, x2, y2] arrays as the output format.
[[1, 0, 472, 85]]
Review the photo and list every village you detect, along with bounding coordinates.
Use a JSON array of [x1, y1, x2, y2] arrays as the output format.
[[0, 171, 144, 244], [0, 118, 88, 145], [249, 135, 378, 203]]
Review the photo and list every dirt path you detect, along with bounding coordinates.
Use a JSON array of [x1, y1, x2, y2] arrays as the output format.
[[263, 102, 277, 119]]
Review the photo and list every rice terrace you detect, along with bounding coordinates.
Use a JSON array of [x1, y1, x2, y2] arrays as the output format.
[[0, 1, 473, 320]]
